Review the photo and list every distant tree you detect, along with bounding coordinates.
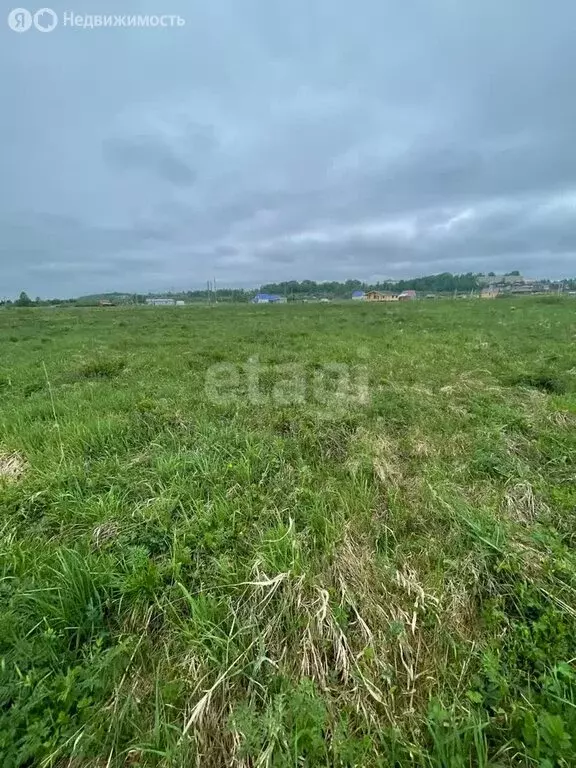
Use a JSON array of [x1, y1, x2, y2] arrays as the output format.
[[505, 270, 520, 276], [15, 291, 33, 307]]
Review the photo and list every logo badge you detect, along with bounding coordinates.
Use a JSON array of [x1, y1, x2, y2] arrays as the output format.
[[33, 8, 58, 31], [7, 8, 32, 31], [7, 7, 58, 32]]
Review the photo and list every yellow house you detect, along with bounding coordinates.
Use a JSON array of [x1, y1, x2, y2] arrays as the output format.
[[366, 291, 399, 302]]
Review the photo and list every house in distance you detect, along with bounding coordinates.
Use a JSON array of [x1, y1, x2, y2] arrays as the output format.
[[366, 291, 399, 302], [147, 297, 176, 306], [252, 293, 287, 304]]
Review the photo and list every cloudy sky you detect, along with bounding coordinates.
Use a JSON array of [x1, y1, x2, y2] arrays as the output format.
[[2, 0, 576, 297]]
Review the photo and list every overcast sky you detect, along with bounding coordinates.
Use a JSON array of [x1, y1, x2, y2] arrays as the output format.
[[2, 0, 576, 297]]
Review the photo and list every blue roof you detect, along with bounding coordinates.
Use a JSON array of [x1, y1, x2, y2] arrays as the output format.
[[253, 293, 282, 301], [352, 290, 365, 297]]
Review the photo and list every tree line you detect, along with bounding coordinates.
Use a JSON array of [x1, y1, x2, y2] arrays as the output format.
[[3, 274, 576, 306], [260, 273, 483, 298]]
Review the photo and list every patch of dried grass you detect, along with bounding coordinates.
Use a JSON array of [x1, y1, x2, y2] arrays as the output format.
[[440, 432, 470, 458], [405, 429, 437, 459], [503, 482, 549, 524], [178, 526, 451, 762], [504, 434, 532, 458], [439, 371, 494, 396], [549, 410, 576, 428], [346, 429, 403, 487], [441, 553, 486, 639], [372, 438, 402, 487], [0, 451, 27, 483], [92, 522, 119, 549]]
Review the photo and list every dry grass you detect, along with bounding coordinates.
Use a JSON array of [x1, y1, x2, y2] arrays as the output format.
[[0, 450, 26, 483], [171, 526, 453, 764], [347, 429, 404, 487], [502, 481, 549, 524], [549, 409, 576, 428]]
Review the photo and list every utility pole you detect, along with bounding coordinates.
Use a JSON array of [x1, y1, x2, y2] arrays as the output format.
[[213, 276, 217, 304]]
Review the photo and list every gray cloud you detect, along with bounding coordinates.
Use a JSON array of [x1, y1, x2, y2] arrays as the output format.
[[102, 136, 196, 187], [1, 0, 576, 297]]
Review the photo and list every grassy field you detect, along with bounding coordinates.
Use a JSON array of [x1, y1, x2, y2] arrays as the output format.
[[1, 298, 575, 767]]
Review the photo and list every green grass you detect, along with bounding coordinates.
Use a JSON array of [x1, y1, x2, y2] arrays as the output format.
[[0, 298, 575, 767]]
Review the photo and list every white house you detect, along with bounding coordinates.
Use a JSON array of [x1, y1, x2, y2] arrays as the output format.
[[147, 297, 176, 306]]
